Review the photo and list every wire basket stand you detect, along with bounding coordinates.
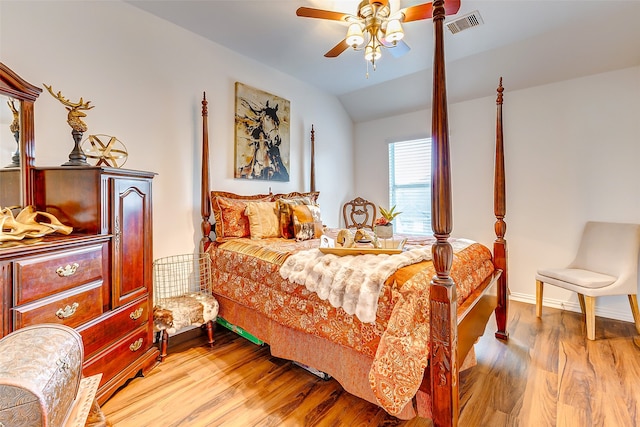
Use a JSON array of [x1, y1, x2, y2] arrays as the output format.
[[153, 253, 213, 306], [152, 253, 218, 361]]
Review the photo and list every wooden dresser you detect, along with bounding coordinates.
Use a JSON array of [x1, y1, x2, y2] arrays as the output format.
[[0, 166, 159, 405]]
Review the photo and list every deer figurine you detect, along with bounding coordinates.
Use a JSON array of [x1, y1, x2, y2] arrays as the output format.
[[5, 99, 21, 167], [7, 99, 19, 134], [44, 84, 94, 132]]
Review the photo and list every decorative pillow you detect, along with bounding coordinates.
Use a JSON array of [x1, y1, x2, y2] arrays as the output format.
[[292, 204, 323, 241], [245, 201, 280, 239], [272, 191, 319, 203], [210, 191, 271, 242], [212, 197, 252, 240], [276, 197, 313, 239], [211, 190, 272, 202]]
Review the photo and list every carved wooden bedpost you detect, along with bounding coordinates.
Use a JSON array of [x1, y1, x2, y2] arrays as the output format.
[[494, 79, 509, 340], [200, 92, 212, 252], [429, 1, 458, 426], [310, 124, 316, 193]]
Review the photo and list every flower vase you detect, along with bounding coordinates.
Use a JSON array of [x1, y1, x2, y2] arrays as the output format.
[[375, 224, 393, 239]]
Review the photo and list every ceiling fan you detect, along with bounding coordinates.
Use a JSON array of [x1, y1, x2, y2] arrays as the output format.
[[296, 0, 461, 69]]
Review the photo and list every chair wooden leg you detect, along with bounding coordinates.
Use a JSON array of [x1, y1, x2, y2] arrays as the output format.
[[584, 296, 596, 340], [577, 293, 586, 316], [628, 295, 640, 334], [205, 320, 215, 347], [158, 329, 169, 361], [535, 280, 543, 318]]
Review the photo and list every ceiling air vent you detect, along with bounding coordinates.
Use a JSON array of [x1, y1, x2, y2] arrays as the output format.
[[446, 10, 484, 34]]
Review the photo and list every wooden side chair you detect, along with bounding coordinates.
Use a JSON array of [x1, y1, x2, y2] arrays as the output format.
[[536, 221, 640, 340], [152, 253, 219, 361], [342, 197, 376, 230]]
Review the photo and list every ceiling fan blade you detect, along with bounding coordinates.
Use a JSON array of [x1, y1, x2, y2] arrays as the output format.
[[324, 39, 350, 58], [401, 0, 461, 23], [296, 7, 353, 22]]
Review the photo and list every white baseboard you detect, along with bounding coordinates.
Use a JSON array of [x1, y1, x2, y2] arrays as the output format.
[[510, 292, 634, 323]]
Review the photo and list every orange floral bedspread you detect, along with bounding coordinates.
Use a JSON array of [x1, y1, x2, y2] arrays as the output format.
[[206, 235, 494, 415]]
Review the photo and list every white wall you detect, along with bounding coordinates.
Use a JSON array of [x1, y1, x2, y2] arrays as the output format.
[[356, 66, 640, 322], [0, 1, 354, 258], [4, 1, 639, 323]]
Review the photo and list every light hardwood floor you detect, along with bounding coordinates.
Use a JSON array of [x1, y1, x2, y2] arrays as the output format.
[[102, 301, 640, 426]]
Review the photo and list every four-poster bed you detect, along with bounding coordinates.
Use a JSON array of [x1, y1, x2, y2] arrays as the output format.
[[197, 1, 508, 425]]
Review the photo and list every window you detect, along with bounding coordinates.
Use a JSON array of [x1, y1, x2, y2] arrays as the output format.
[[388, 138, 431, 235]]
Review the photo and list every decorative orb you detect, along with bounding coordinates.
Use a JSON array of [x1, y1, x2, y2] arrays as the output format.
[[81, 134, 128, 168]]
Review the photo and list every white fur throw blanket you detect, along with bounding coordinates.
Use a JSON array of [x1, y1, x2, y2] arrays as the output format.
[[279, 246, 435, 323], [279, 239, 474, 323]]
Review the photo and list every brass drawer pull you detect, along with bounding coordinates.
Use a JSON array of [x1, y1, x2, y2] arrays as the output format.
[[56, 262, 79, 277], [56, 302, 79, 319], [129, 307, 144, 320], [129, 338, 143, 352]]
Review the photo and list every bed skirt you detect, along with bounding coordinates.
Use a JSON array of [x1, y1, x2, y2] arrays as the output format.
[[215, 293, 426, 419]]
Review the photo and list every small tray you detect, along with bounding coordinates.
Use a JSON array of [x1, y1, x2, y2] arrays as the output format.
[[319, 246, 402, 256]]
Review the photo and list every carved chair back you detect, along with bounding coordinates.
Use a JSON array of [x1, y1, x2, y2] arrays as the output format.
[[342, 197, 376, 230]]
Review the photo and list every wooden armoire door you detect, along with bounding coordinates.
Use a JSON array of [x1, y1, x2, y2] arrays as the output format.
[[111, 176, 153, 308]]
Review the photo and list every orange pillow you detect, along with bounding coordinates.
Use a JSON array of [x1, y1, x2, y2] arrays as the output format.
[[292, 204, 323, 241], [213, 198, 252, 240], [276, 197, 312, 239], [211, 191, 271, 241], [272, 191, 319, 203], [245, 201, 280, 239]]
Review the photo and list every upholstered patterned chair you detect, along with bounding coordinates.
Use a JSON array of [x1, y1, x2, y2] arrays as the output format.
[[536, 221, 640, 340], [152, 253, 219, 361], [342, 197, 376, 230]]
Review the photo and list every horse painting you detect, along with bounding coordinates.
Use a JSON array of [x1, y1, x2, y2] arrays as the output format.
[[234, 83, 290, 182]]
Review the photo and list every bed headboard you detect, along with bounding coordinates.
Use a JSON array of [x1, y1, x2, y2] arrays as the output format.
[[198, 95, 317, 251]]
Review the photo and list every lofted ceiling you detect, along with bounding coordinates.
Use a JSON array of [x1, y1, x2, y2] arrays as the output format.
[[127, 0, 640, 123]]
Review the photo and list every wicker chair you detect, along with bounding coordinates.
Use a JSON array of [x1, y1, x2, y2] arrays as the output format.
[[152, 253, 219, 361]]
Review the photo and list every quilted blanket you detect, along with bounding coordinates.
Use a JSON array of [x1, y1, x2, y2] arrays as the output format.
[[211, 236, 494, 417]]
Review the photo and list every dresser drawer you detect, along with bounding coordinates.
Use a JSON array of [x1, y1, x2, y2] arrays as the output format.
[[83, 325, 151, 388], [13, 281, 104, 329], [78, 297, 149, 358], [14, 244, 105, 305]]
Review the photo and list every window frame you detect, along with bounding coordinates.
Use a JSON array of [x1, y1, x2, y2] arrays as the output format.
[[388, 137, 432, 236]]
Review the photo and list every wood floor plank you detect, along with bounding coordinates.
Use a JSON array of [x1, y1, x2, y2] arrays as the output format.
[[557, 339, 594, 421], [610, 337, 640, 423], [102, 302, 640, 426], [557, 403, 589, 427], [515, 303, 559, 426], [584, 339, 634, 426]]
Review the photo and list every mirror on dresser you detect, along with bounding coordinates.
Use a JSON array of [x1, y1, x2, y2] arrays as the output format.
[[0, 94, 21, 207], [0, 62, 42, 208]]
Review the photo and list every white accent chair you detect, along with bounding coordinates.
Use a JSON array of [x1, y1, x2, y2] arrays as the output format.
[[536, 221, 640, 340]]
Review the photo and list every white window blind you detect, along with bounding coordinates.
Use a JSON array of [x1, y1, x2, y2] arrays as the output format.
[[388, 138, 432, 235]]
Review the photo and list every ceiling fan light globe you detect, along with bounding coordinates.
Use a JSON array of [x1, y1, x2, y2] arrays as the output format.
[[346, 23, 365, 47], [385, 19, 404, 42], [364, 45, 381, 62], [347, 35, 365, 48]]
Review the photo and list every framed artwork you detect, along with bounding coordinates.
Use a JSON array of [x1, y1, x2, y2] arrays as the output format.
[[234, 82, 290, 181]]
